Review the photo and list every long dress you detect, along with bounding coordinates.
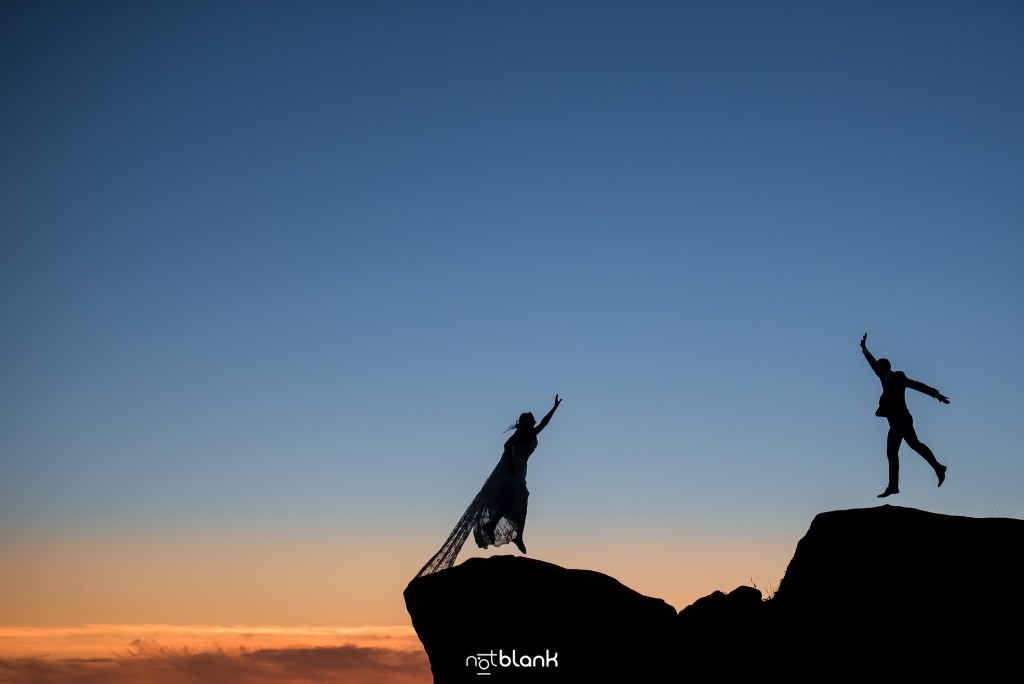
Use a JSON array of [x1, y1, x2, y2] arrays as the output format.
[[414, 429, 538, 578]]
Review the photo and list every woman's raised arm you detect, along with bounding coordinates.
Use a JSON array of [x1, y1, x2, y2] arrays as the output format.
[[535, 394, 561, 434]]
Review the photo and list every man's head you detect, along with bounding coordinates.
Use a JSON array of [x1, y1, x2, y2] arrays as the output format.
[[877, 358, 892, 374]]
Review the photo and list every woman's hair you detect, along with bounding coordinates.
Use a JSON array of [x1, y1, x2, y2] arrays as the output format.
[[505, 412, 536, 432]]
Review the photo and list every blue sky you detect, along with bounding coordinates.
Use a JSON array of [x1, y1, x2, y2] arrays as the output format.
[[2, 1, 1022, 624]]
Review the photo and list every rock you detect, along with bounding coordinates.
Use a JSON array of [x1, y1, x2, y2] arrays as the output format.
[[405, 555, 676, 682], [407, 506, 1024, 680]]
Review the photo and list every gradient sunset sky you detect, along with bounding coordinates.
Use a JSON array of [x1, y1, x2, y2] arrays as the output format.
[[2, 1, 1022, 680]]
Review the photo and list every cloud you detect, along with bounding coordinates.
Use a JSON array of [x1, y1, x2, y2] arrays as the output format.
[[0, 623, 424, 659], [0, 642, 431, 684]]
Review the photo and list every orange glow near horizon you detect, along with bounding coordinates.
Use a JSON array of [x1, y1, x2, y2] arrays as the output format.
[[0, 533, 427, 626], [1, 529, 795, 628]]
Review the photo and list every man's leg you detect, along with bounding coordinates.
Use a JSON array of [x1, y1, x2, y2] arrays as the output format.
[[901, 420, 946, 486], [880, 424, 902, 496]]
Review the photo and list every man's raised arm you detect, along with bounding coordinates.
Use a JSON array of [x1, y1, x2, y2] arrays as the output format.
[[860, 333, 880, 374]]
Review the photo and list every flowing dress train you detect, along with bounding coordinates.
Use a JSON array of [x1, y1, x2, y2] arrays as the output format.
[[414, 432, 537, 578]]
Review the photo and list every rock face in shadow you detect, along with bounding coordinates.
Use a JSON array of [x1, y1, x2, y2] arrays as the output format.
[[406, 506, 1023, 681], [404, 555, 676, 682], [766, 505, 1024, 674]]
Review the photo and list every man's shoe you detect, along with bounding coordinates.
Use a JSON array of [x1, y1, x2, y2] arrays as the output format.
[[937, 465, 947, 487], [877, 486, 899, 498]]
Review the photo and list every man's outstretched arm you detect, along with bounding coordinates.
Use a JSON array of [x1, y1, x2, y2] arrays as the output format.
[[906, 377, 950, 404]]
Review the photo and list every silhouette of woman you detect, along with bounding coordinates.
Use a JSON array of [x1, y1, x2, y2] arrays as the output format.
[[860, 334, 949, 497], [414, 395, 562, 578]]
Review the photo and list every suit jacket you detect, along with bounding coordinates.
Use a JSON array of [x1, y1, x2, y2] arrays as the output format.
[[863, 348, 940, 418]]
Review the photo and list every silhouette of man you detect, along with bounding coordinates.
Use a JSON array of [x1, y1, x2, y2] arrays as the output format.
[[861, 334, 949, 497]]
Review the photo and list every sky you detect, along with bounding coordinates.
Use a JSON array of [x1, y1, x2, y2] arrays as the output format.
[[2, 0, 1022, 680]]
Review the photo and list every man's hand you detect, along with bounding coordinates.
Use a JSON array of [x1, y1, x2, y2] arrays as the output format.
[[861, 333, 868, 350], [937, 393, 950, 404]]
